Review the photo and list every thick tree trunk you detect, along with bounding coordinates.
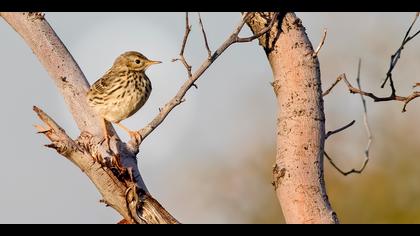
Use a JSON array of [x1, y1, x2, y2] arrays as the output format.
[[247, 12, 338, 223]]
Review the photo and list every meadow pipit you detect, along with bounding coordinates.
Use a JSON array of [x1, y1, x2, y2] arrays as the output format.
[[87, 51, 161, 147]]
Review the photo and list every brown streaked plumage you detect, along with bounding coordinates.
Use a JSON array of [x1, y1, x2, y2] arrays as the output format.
[[87, 51, 161, 146]]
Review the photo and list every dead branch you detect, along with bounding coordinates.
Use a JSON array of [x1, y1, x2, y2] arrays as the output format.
[[324, 13, 420, 112], [172, 12, 193, 78], [33, 106, 178, 224], [323, 59, 372, 175], [329, 73, 420, 112], [322, 14, 420, 176], [198, 12, 211, 58], [136, 12, 278, 145], [312, 28, 327, 57], [356, 59, 373, 161], [33, 106, 135, 222], [325, 120, 355, 140], [381, 12, 420, 89]]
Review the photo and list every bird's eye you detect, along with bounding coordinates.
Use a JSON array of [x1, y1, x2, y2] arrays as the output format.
[[135, 59, 141, 64]]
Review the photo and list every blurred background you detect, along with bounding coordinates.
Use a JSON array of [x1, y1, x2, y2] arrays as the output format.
[[0, 12, 419, 223]]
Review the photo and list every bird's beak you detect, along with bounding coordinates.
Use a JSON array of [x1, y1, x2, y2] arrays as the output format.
[[147, 60, 162, 65]]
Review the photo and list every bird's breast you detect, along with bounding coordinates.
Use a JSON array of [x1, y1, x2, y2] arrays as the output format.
[[108, 74, 151, 122]]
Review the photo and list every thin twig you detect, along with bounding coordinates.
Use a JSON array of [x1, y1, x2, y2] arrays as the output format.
[[136, 12, 277, 144], [324, 59, 372, 176], [324, 151, 368, 176], [381, 12, 420, 88], [325, 120, 355, 140], [198, 12, 211, 58], [325, 73, 420, 112], [180, 12, 191, 56], [312, 28, 327, 57], [236, 12, 279, 43], [172, 12, 193, 78], [355, 58, 372, 168], [323, 73, 343, 97]]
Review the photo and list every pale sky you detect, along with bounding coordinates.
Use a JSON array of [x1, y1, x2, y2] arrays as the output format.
[[0, 12, 419, 223]]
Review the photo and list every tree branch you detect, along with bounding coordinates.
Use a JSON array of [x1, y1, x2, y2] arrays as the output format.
[[33, 106, 133, 221], [381, 12, 420, 88], [323, 59, 372, 176], [198, 12, 212, 58], [325, 120, 355, 140], [136, 12, 277, 145], [325, 13, 420, 114], [312, 28, 327, 57], [322, 14, 420, 176], [171, 12, 193, 78], [326, 73, 420, 112]]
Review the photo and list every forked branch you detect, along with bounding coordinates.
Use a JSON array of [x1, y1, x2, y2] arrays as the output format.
[[322, 14, 420, 175], [136, 12, 279, 144], [381, 12, 420, 89], [323, 59, 372, 175], [312, 28, 327, 57], [198, 12, 212, 58]]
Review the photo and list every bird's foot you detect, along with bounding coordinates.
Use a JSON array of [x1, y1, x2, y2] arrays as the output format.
[[128, 131, 142, 144], [99, 134, 114, 155]]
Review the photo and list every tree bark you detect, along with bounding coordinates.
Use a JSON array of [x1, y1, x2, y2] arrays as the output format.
[[247, 12, 338, 223]]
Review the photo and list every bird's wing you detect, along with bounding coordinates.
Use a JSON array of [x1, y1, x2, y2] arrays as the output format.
[[90, 69, 116, 94]]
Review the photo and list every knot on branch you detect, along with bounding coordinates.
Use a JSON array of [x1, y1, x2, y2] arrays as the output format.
[[270, 80, 281, 96], [272, 163, 286, 190], [27, 12, 45, 21], [76, 131, 101, 161], [44, 141, 74, 156]]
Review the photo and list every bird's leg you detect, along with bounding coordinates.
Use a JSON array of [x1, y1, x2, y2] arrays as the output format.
[[114, 122, 141, 143]]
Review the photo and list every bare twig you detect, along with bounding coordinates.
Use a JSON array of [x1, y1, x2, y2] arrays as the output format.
[[198, 12, 211, 58], [172, 12, 193, 78], [325, 120, 355, 140], [325, 73, 420, 112], [324, 151, 368, 176], [180, 12, 191, 56], [323, 73, 344, 97], [355, 58, 372, 170], [312, 28, 327, 57], [324, 60, 372, 176], [381, 12, 420, 88], [136, 12, 277, 144], [236, 12, 279, 43], [323, 14, 420, 175]]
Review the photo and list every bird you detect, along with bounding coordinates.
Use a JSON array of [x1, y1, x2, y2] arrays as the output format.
[[87, 51, 161, 148]]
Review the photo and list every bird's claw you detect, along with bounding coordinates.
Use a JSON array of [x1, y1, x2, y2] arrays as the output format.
[[99, 134, 114, 154], [128, 131, 142, 144]]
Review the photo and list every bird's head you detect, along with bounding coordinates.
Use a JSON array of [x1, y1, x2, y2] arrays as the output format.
[[113, 51, 161, 72]]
